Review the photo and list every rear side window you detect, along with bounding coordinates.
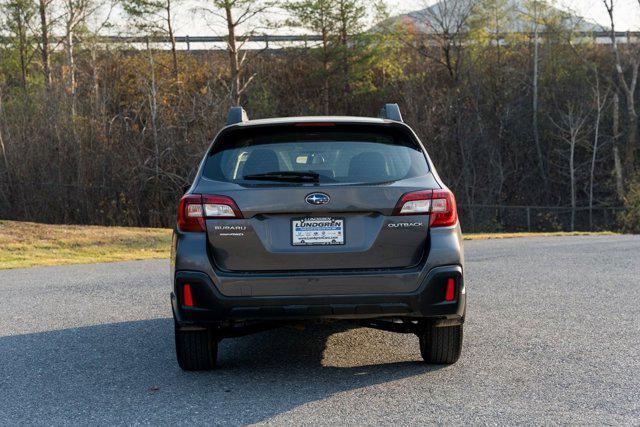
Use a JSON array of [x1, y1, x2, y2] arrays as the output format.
[[202, 124, 429, 185]]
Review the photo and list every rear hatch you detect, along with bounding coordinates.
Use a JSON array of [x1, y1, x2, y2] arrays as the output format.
[[197, 122, 440, 272]]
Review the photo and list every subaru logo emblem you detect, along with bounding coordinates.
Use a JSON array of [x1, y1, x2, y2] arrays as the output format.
[[305, 192, 330, 205]]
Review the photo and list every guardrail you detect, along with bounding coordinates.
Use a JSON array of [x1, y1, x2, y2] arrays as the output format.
[[0, 31, 637, 51]]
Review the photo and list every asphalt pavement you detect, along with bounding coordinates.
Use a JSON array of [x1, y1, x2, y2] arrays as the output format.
[[1, 235, 639, 424]]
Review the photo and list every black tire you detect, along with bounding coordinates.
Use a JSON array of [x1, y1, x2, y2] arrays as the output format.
[[419, 324, 463, 364], [175, 323, 218, 371]]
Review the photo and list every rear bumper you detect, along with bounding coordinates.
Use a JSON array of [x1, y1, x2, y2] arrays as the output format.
[[172, 265, 465, 326]]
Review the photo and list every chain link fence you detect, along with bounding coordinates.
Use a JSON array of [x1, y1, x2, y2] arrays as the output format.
[[459, 204, 627, 233], [0, 179, 627, 232]]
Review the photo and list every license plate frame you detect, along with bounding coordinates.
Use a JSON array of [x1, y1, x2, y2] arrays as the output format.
[[291, 217, 345, 246]]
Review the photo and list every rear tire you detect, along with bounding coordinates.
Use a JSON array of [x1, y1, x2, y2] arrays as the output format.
[[419, 324, 463, 364], [175, 323, 218, 371]]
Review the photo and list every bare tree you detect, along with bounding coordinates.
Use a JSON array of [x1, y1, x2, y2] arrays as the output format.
[[564, 6, 624, 202], [203, 0, 274, 105], [62, 0, 103, 117], [145, 38, 160, 178], [612, 91, 625, 197], [123, 0, 182, 79], [416, 0, 477, 214], [83, 1, 116, 117], [603, 0, 639, 180], [0, 87, 10, 184], [550, 103, 589, 231], [37, 0, 53, 91], [589, 70, 610, 229], [530, 0, 547, 189], [415, 0, 475, 82]]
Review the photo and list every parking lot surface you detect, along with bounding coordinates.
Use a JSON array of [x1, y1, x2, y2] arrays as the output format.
[[1, 235, 639, 424]]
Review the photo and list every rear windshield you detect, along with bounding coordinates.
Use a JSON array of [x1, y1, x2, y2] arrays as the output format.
[[201, 124, 429, 185]]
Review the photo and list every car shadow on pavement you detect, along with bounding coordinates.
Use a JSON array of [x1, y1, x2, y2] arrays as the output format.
[[0, 318, 444, 424]]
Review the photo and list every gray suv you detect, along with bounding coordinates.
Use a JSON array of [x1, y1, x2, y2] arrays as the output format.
[[171, 104, 465, 370]]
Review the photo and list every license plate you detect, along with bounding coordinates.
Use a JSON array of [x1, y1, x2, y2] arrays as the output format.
[[292, 217, 345, 246]]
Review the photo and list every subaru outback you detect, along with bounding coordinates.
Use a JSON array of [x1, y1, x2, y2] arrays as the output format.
[[171, 104, 465, 370]]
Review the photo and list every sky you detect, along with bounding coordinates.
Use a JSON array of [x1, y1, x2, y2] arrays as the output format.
[[385, 0, 640, 31], [110, 0, 640, 36]]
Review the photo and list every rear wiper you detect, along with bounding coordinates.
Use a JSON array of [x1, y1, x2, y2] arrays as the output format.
[[243, 171, 320, 182]]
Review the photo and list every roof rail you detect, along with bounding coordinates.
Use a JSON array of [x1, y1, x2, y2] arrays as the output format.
[[378, 103, 403, 122], [226, 106, 249, 126]]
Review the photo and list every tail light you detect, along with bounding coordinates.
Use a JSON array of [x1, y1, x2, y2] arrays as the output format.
[[177, 194, 242, 232], [393, 189, 458, 227], [183, 283, 194, 307], [445, 278, 456, 301]]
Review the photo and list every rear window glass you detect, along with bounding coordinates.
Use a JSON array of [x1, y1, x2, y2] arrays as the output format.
[[202, 124, 429, 185]]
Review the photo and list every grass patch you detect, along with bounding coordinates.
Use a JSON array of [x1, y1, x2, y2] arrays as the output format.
[[0, 220, 620, 269], [463, 231, 618, 240], [0, 220, 172, 269]]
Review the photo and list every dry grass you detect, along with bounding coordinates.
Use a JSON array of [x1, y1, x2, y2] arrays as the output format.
[[0, 220, 619, 269], [0, 220, 172, 269], [463, 231, 618, 240]]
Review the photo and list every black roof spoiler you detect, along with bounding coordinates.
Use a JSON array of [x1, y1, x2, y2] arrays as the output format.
[[378, 103, 403, 122], [226, 106, 249, 125]]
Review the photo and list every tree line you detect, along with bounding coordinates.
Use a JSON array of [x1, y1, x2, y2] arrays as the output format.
[[1, 0, 639, 232]]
